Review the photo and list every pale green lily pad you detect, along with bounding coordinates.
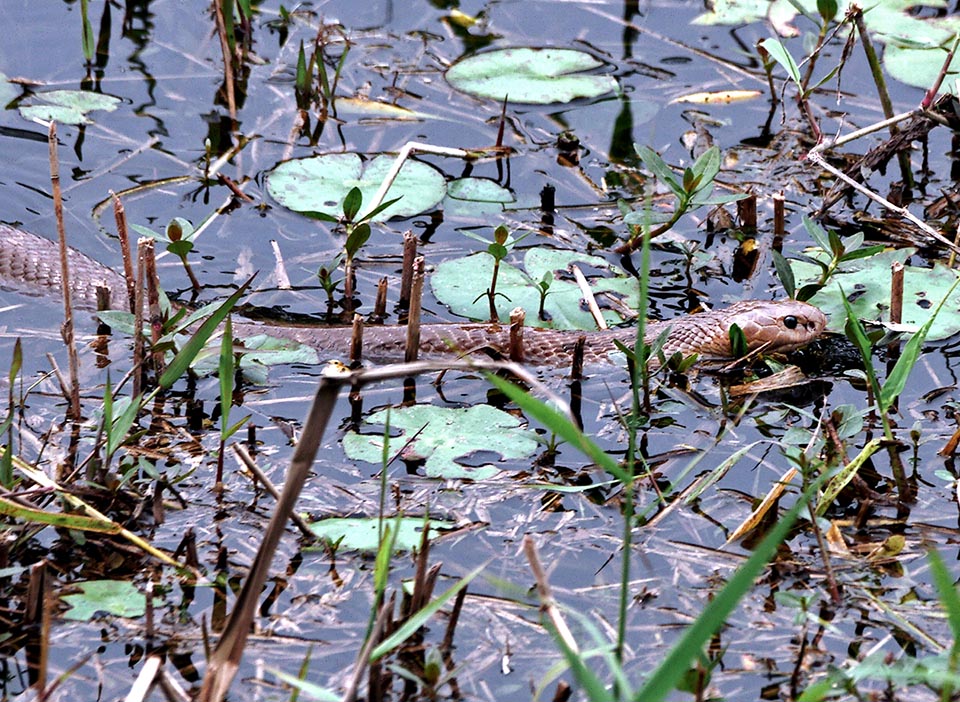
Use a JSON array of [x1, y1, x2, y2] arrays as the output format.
[[447, 177, 514, 203], [694, 0, 953, 46], [62, 579, 149, 620], [791, 248, 960, 340], [308, 516, 454, 553], [446, 48, 618, 104], [19, 89, 122, 125], [444, 177, 515, 217], [885, 41, 960, 91], [0, 72, 16, 108], [432, 249, 639, 329], [267, 152, 446, 221], [343, 404, 539, 479]]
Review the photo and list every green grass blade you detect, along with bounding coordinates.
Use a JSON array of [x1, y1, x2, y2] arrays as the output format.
[[633, 478, 822, 702], [484, 374, 629, 484], [159, 274, 254, 390], [369, 563, 484, 661]]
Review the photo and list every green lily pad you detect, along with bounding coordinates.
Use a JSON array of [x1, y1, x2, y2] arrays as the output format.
[[19, 89, 122, 125], [342, 404, 539, 479], [884, 40, 960, 91], [791, 248, 960, 340], [62, 579, 149, 620], [308, 516, 454, 553], [445, 48, 618, 105], [0, 72, 17, 108], [432, 249, 639, 328], [266, 152, 446, 221], [444, 177, 516, 217]]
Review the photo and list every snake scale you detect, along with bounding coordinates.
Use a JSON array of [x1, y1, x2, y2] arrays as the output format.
[[0, 224, 827, 366]]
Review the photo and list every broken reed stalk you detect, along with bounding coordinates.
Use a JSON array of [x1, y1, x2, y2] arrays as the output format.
[[736, 192, 757, 234], [112, 194, 137, 313], [48, 123, 81, 420], [231, 443, 315, 539], [523, 535, 579, 654], [133, 239, 148, 398], [212, 0, 237, 120], [571, 336, 585, 381], [571, 265, 607, 330], [350, 313, 364, 366], [142, 241, 165, 375], [404, 256, 425, 364], [373, 276, 388, 321], [509, 307, 525, 363], [270, 240, 291, 290], [399, 230, 417, 310]]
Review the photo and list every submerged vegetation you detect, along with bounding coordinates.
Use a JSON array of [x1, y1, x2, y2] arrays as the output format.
[[3, 1, 960, 701]]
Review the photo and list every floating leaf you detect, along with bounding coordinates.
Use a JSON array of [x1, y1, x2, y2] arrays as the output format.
[[266, 152, 446, 221], [335, 97, 429, 120], [343, 404, 539, 479], [444, 177, 516, 217], [62, 579, 149, 620], [446, 47, 618, 104], [0, 72, 16, 108], [791, 248, 960, 340], [884, 42, 960, 91], [19, 89, 121, 125], [432, 249, 638, 328], [308, 516, 454, 553]]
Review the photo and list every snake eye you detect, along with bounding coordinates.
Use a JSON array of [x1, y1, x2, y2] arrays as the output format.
[[783, 315, 798, 330]]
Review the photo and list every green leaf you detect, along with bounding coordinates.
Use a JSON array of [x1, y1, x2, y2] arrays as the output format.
[[342, 404, 539, 479], [308, 516, 453, 553], [158, 275, 254, 389], [879, 277, 960, 412], [817, 0, 837, 24], [369, 564, 484, 661], [635, 145, 683, 197], [19, 89, 122, 125], [62, 580, 151, 620], [267, 153, 445, 221], [758, 38, 803, 86], [445, 47, 619, 104], [342, 186, 363, 221], [689, 146, 721, 195], [772, 250, 796, 299], [344, 223, 371, 258], [219, 316, 234, 434]]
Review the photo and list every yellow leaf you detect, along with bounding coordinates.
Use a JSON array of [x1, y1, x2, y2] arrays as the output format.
[[671, 90, 762, 105]]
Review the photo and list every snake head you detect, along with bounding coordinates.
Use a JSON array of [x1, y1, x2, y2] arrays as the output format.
[[724, 300, 827, 355]]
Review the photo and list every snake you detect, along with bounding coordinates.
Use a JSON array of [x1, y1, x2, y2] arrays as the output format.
[[0, 223, 827, 366]]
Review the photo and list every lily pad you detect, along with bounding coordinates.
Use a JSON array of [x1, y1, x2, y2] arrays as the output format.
[[62, 579, 149, 620], [19, 89, 122, 125], [791, 248, 960, 340], [432, 249, 639, 329], [342, 404, 539, 479], [0, 73, 16, 108], [444, 177, 516, 217], [266, 152, 446, 221], [884, 40, 960, 91], [445, 48, 618, 105], [308, 516, 454, 553]]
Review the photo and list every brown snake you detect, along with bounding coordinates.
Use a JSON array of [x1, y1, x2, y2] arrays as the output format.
[[0, 224, 827, 366]]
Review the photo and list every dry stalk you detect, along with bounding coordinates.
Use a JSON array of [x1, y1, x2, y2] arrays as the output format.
[[404, 256, 425, 364], [113, 194, 137, 312], [571, 265, 607, 330], [509, 307, 525, 363], [47, 123, 81, 420], [399, 230, 417, 310], [523, 535, 579, 654], [212, 0, 237, 120]]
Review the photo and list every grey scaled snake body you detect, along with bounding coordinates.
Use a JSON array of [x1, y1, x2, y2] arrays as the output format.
[[0, 224, 827, 366]]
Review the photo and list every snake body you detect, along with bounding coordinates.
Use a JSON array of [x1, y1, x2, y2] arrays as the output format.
[[0, 224, 827, 366]]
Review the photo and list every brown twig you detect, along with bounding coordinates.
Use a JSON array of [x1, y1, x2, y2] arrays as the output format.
[[509, 307, 525, 363], [48, 123, 80, 420], [113, 193, 137, 313], [212, 0, 237, 120], [350, 313, 364, 367], [399, 230, 417, 311], [404, 256, 424, 364]]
